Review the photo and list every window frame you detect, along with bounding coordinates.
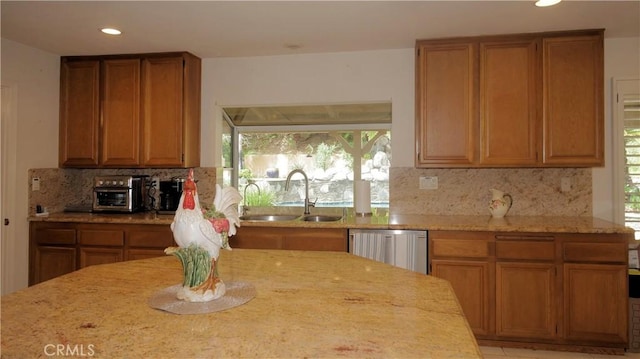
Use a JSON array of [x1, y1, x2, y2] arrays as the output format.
[[613, 78, 640, 233], [224, 120, 391, 206]]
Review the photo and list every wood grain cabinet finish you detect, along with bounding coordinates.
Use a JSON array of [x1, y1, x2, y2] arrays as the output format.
[[78, 227, 125, 268], [542, 34, 604, 166], [429, 230, 630, 353], [232, 226, 348, 252], [29, 222, 176, 285], [415, 41, 477, 166], [100, 59, 141, 167], [561, 234, 628, 345], [30, 222, 77, 284], [495, 238, 557, 340], [415, 29, 603, 168], [431, 231, 494, 335], [59, 60, 100, 167], [59, 52, 201, 168], [479, 38, 538, 166]]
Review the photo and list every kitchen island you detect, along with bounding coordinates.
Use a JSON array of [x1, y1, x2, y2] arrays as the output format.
[[2, 249, 482, 358]]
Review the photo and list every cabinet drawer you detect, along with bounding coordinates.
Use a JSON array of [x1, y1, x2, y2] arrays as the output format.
[[34, 228, 76, 245], [128, 229, 175, 248], [563, 242, 627, 263], [432, 239, 490, 258], [78, 229, 124, 246], [496, 241, 555, 261]]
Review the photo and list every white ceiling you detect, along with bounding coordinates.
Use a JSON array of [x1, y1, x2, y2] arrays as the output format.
[[1, 1, 639, 59]]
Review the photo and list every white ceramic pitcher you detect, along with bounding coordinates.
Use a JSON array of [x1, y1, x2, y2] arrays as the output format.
[[488, 189, 513, 218]]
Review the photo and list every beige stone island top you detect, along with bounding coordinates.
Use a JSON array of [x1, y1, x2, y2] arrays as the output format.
[[30, 209, 633, 234], [1, 249, 481, 358]]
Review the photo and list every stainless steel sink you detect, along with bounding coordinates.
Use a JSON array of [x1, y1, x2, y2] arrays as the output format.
[[239, 214, 299, 221], [300, 215, 342, 222]]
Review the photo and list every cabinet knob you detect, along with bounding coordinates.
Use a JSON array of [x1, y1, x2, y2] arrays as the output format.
[[4, 218, 9, 226]]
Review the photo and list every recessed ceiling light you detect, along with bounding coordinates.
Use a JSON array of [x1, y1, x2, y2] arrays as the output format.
[[100, 28, 122, 35], [284, 44, 303, 50], [535, 0, 561, 7]]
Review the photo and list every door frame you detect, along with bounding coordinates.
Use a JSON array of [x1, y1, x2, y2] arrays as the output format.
[[1, 84, 19, 294], [612, 77, 640, 228]]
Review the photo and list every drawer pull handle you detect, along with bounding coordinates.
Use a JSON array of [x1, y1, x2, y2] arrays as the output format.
[[495, 235, 554, 241]]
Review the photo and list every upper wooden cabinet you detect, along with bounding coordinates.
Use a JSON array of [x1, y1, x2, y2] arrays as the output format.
[[415, 29, 604, 168], [59, 60, 101, 167], [59, 52, 201, 168], [542, 34, 604, 166], [415, 41, 477, 166], [101, 59, 141, 166]]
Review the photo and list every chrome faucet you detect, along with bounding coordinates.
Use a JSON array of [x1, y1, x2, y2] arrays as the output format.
[[285, 169, 316, 215], [242, 182, 261, 215]]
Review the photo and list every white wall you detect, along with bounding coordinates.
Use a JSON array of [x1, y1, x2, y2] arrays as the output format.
[[200, 49, 415, 167], [1, 39, 60, 292], [593, 36, 640, 222]]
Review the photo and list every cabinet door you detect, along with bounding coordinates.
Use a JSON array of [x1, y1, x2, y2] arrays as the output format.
[[542, 33, 604, 166], [431, 259, 492, 336], [101, 59, 141, 167], [563, 263, 627, 344], [141, 56, 185, 167], [79, 247, 124, 268], [416, 42, 477, 167], [34, 246, 77, 284], [480, 39, 538, 166], [231, 227, 284, 249], [59, 60, 100, 167], [283, 228, 347, 251], [496, 262, 556, 339]]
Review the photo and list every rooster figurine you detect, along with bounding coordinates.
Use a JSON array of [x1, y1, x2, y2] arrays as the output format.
[[166, 169, 242, 302]]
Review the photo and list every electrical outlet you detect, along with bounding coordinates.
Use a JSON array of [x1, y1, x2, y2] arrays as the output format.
[[419, 176, 438, 190]]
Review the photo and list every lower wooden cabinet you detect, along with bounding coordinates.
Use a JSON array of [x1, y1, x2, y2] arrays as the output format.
[[431, 259, 492, 335], [33, 246, 77, 284], [231, 226, 348, 252], [29, 221, 176, 285], [30, 222, 348, 285], [563, 263, 627, 344], [496, 262, 556, 339], [80, 247, 124, 268], [429, 230, 630, 352]]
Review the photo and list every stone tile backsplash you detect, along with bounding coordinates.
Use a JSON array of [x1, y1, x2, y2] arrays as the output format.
[[29, 166, 592, 217], [389, 167, 592, 216], [28, 168, 219, 215]]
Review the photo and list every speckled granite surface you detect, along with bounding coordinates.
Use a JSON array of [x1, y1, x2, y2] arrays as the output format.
[[390, 167, 592, 216], [29, 210, 633, 234], [1, 250, 482, 358]]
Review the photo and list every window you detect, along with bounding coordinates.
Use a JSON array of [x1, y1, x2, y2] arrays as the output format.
[[614, 79, 640, 239], [222, 103, 391, 210]]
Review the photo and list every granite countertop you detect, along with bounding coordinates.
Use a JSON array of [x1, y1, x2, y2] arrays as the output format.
[[1, 249, 482, 358], [29, 209, 633, 234]]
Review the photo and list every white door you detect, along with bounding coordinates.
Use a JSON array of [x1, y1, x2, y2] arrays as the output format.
[[1, 85, 19, 294]]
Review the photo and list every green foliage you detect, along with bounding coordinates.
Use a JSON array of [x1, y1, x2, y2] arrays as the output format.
[[239, 168, 253, 180], [244, 186, 275, 206], [315, 142, 337, 170], [222, 134, 232, 168]]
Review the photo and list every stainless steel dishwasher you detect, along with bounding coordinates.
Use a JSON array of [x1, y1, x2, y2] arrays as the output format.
[[348, 229, 428, 274]]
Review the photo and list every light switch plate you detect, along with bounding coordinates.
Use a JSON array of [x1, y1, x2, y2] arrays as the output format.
[[32, 177, 40, 191], [419, 176, 438, 190]]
